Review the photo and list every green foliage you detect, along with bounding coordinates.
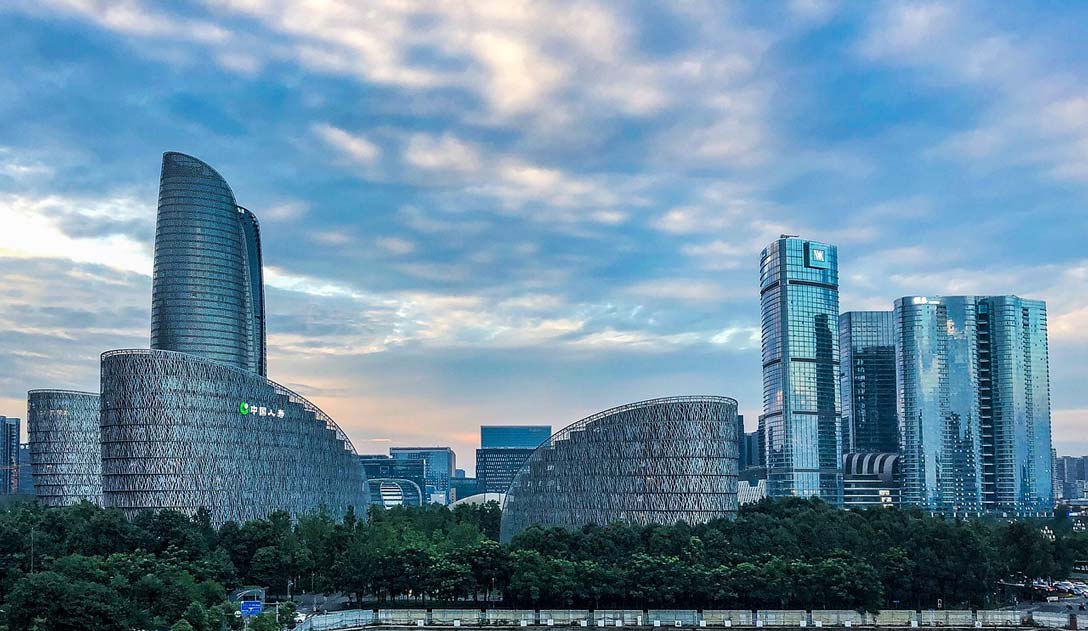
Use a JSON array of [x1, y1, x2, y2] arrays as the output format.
[[2, 496, 1087, 625]]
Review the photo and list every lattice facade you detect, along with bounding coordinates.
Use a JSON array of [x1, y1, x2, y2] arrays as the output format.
[[100, 349, 366, 525], [500, 396, 740, 542], [26, 390, 102, 506]]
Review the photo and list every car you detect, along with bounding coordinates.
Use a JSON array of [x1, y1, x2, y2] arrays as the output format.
[[294, 612, 308, 623]]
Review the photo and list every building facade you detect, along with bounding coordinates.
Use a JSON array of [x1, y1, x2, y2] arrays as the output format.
[[17, 444, 34, 496], [840, 311, 898, 454], [1056, 455, 1088, 500], [476, 447, 535, 494], [27, 390, 102, 506], [480, 425, 551, 449], [1, 416, 17, 494], [500, 396, 740, 542], [151, 152, 266, 376], [895, 295, 1051, 515], [842, 452, 901, 509], [391, 447, 455, 504], [359, 454, 426, 507], [759, 236, 843, 504], [366, 478, 423, 509], [100, 349, 365, 524], [978, 296, 1052, 514]]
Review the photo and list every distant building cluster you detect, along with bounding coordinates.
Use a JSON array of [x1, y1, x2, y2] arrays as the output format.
[[755, 235, 1053, 516], [1056, 456, 1088, 501]]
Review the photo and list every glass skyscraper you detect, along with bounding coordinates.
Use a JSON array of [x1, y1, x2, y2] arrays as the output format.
[[151, 152, 266, 376], [480, 425, 551, 449], [839, 311, 898, 454], [895, 295, 1051, 515], [1, 416, 18, 494], [978, 296, 1052, 513], [759, 236, 843, 503]]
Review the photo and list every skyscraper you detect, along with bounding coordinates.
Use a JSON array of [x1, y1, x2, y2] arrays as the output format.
[[17, 443, 34, 496], [476, 425, 552, 494], [480, 425, 551, 449], [1, 416, 18, 494], [476, 448, 535, 493], [978, 296, 1052, 513], [895, 295, 1052, 515], [839, 311, 898, 454], [390, 447, 455, 504], [759, 236, 843, 503], [151, 152, 266, 375]]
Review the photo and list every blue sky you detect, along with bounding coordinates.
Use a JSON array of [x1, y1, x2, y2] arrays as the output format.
[[2, 1, 1088, 472]]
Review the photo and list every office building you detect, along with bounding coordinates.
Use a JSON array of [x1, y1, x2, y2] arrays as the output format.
[[501, 396, 740, 542], [151, 152, 266, 375], [840, 311, 898, 454], [1056, 455, 1088, 500], [359, 454, 426, 507], [451, 476, 478, 502], [842, 452, 901, 509], [759, 236, 843, 504], [21, 152, 367, 525], [895, 295, 1052, 515], [27, 391, 101, 506], [17, 444, 34, 496], [477, 448, 535, 493], [391, 447, 455, 504], [1, 416, 17, 494], [480, 425, 551, 449], [738, 479, 767, 505]]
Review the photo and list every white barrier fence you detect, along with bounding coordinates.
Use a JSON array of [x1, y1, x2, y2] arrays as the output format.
[[293, 608, 1035, 631]]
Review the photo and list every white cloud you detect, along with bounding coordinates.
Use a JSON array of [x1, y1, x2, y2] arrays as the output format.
[[625, 278, 733, 303], [375, 237, 416, 255], [0, 192, 152, 274], [312, 123, 381, 166], [403, 133, 483, 175]]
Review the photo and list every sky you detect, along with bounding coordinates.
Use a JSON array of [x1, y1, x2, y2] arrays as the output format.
[[2, 1, 1088, 474]]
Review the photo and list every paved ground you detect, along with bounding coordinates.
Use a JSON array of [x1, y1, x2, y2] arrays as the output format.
[[1018, 594, 1088, 614]]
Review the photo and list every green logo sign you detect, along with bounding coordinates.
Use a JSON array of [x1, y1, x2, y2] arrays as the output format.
[[239, 401, 250, 415]]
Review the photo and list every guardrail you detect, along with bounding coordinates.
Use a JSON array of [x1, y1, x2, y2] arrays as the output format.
[[291, 609, 1034, 631]]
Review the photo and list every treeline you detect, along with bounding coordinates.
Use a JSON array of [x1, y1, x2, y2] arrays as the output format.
[[1, 499, 1086, 631]]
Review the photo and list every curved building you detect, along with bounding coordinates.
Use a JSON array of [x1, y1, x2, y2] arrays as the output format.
[[100, 349, 366, 525], [151, 152, 266, 375], [500, 396, 740, 542], [27, 390, 102, 506]]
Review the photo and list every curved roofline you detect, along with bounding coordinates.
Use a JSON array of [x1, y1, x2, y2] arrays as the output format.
[[502, 395, 739, 512], [162, 151, 237, 200], [28, 388, 99, 396], [101, 348, 358, 455], [367, 477, 424, 499]]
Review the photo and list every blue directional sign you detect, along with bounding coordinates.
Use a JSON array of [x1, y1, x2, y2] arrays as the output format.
[[240, 601, 263, 617]]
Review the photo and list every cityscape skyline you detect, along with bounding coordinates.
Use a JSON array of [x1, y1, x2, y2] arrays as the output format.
[[3, 3, 1088, 475]]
